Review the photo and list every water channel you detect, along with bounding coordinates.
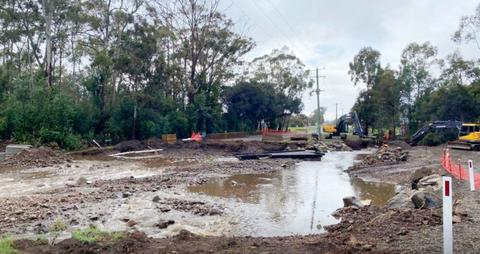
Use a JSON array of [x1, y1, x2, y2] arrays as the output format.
[[189, 151, 395, 236]]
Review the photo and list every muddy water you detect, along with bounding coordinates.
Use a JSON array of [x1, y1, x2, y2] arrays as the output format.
[[189, 151, 395, 236]]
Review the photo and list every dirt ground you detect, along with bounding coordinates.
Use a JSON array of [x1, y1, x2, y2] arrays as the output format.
[[2, 140, 480, 253]]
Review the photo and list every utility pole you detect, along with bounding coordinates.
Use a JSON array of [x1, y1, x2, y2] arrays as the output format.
[[315, 68, 325, 139]]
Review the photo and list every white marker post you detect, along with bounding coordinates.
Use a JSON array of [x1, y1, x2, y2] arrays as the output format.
[[468, 160, 475, 191], [443, 176, 453, 254]]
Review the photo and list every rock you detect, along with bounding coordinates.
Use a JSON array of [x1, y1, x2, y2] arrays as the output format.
[[230, 180, 238, 186], [362, 244, 373, 251], [156, 220, 169, 229], [387, 189, 415, 209], [76, 177, 88, 186], [454, 206, 468, 217], [453, 215, 462, 224], [410, 167, 435, 189], [342, 196, 364, 208], [417, 174, 441, 189], [156, 219, 175, 229], [177, 229, 195, 240], [411, 191, 442, 209], [360, 199, 372, 206], [152, 195, 161, 203], [89, 215, 99, 221], [159, 207, 171, 213], [127, 219, 137, 227], [122, 192, 132, 198]]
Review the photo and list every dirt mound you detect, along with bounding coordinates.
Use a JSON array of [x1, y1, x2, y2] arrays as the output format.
[[115, 140, 147, 152], [326, 206, 441, 244], [386, 140, 412, 150], [203, 140, 298, 153], [351, 144, 409, 170], [114, 138, 303, 154], [1, 147, 69, 168]]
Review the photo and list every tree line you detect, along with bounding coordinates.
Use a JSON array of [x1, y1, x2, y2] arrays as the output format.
[[0, 0, 312, 149], [349, 4, 480, 137]]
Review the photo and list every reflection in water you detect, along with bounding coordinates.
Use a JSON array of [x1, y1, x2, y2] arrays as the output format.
[[189, 151, 396, 236], [350, 177, 396, 206]]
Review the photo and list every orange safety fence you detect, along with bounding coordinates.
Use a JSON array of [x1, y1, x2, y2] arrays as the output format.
[[441, 149, 480, 189]]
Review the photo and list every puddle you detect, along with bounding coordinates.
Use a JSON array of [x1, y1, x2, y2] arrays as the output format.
[[0, 160, 163, 198], [189, 151, 395, 236]]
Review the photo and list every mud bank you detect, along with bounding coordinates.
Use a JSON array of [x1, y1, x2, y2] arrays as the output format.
[[3, 141, 480, 253]]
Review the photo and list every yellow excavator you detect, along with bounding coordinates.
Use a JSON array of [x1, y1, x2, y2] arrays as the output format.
[[447, 123, 480, 150]]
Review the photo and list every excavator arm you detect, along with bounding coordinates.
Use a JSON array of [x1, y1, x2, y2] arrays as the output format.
[[409, 121, 462, 146]]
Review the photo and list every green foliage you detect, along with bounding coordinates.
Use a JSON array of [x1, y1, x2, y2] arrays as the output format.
[[0, 236, 16, 254], [350, 38, 480, 138], [223, 81, 302, 131], [348, 47, 382, 88], [0, 0, 258, 146], [419, 130, 458, 146], [0, 75, 86, 150], [72, 227, 124, 244]]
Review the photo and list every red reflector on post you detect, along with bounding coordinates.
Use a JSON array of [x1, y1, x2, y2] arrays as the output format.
[[445, 180, 450, 197]]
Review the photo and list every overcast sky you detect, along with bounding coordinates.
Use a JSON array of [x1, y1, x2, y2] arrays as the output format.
[[219, 0, 480, 120]]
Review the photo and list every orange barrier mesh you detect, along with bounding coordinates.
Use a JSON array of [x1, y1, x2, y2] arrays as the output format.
[[441, 150, 480, 189]]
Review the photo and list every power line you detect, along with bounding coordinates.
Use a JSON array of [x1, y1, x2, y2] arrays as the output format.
[[229, 1, 277, 41], [245, 0, 309, 56], [263, 0, 312, 50]]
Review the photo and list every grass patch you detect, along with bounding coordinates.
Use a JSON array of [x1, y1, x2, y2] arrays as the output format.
[[0, 236, 17, 254], [72, 227, 124, 244]]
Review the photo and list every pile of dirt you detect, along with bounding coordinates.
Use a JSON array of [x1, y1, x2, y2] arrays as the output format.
[[351, 144, 408, 169], [114, 138, 167, 152], [386, 140, 412, 150], [325, 205, 441, 245], [0, 147, 69, 168]]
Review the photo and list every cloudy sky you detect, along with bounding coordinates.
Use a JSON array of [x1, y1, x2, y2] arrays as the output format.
[[219, 0, 480, 120]]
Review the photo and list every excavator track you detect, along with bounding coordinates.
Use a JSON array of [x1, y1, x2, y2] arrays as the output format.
[[447, 141, 480, 150]]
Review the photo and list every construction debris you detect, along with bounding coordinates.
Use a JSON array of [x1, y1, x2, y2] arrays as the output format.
[[309, 140, 353, 152], [352, 144, 408, 169]]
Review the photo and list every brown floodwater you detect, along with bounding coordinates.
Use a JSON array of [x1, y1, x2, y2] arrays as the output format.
[[189, 151, 396, 236]]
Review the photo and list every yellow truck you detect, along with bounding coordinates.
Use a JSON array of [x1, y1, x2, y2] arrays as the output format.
[[448, 123, 480, 150]]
